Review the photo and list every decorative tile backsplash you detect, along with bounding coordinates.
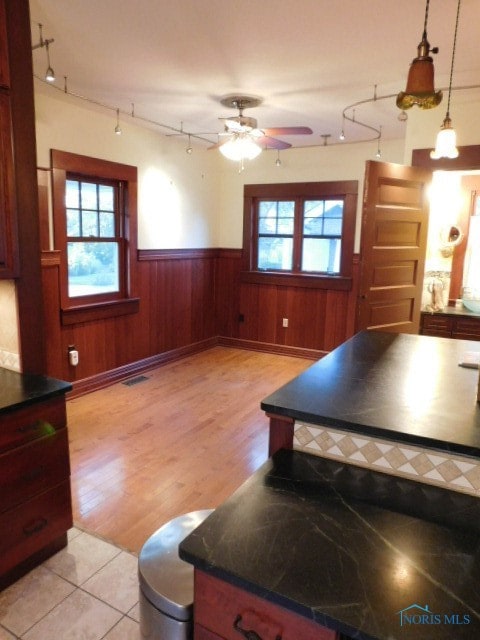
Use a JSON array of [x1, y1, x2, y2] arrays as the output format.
[[0, 348, 20, 372], [294, 421, 480, 497]]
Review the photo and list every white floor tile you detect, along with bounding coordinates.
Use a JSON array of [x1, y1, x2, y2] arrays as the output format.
[[44, 531, 121, 585], [102, 616, 141, 640], [127, 603, 140, 622], [0, 566, 75, 636], [82, 551, 139, 613], [0, 625, 17, 640], [23, 589, 122, 640]]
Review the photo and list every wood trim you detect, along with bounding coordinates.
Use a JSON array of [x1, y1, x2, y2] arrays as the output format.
[[68, 337, 218, 398], [41, 250, 61, 267], [218, 336, 324, 360], [60, 297, 140, 325], [138, 248, 243, 261], [412, 145, 480, 170], [240, 270, 352, 290], [138, 248, 219, 261], [51, 149, 136, 181], [6, 0, 45, 373], [267, 413, 295, 456]]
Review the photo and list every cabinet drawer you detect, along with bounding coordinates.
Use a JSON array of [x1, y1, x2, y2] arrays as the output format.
[[452, 317, 480, 341], [194, 571, 336, 640], [0, 395, 67, 454], [421, 314, 453, 336], [0, 480, 72, 575], [0, 429, 70, 513]]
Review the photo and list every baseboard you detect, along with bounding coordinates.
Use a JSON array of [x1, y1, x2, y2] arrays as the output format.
[[218, 336, 324, 360], [68, 337, 218, 398], [68, 336, 323, 398]]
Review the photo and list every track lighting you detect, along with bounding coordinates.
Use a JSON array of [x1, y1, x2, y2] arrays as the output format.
[[275, 151, 281, 167], [32, 23, 55, 83], [375, 126, 382, 158], [186, 135, 193, 154], [114, 108, 122, 135], [431, 0, 462, 160], [396, 0, 442, 110]]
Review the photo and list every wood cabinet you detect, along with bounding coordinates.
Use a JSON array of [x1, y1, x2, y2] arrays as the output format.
[[0, 394, 73, 588], [421, 311, 480, 340], [0, 0, 18, 278], [194, 571, 338, 640]]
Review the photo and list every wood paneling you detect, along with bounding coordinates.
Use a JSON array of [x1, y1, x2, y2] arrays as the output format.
[[41, 247, 357, 389]]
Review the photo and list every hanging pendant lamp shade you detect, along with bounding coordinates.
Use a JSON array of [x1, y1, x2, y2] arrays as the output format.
[[396, 0, 442, 110]]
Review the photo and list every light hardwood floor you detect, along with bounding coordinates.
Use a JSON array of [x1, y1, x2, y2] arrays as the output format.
[[67, 347, 314, 552]]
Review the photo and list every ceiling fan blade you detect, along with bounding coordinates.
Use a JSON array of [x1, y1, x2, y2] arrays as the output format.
[[256, 136, 291, 150], [262, 126, 313, 136]]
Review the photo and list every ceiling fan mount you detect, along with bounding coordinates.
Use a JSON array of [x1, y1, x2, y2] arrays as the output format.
[[212, 93, 313, 155]]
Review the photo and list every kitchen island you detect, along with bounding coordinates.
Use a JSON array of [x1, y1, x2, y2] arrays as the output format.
[[180, 448, 480, 639]]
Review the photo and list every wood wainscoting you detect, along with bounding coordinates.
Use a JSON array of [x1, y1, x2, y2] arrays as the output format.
[[41, 248, 359, 395]]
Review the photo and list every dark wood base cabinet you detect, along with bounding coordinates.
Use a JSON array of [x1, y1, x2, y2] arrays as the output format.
[[194, 571, 338, 640], [421, 311, 480, 340], [0, 393, 73, 589]]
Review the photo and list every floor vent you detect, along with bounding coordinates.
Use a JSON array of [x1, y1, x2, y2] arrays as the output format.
[[123, 375, 149, 387]]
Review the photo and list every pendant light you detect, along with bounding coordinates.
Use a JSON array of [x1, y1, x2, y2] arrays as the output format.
[[396, 0, 442, 110], [31, 23, 56, 83], [431, 0, 462, 160]]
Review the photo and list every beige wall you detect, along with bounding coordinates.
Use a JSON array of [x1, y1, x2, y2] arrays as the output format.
[[0, 280, 20, 371]]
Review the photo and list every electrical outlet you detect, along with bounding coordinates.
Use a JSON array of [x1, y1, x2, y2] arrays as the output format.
[[282, 318, 288, 328], [68, 346, 79, 366]]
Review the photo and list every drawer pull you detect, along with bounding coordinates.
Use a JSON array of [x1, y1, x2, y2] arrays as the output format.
[[233, 615, 282, 640], [15, 420, 55, 436], [23, 517, 48, 536], [21, 466, 45, 482]]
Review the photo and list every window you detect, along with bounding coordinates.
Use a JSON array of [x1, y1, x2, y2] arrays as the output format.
[[52, 150, 139, 324], [243, 181, 357, 288]]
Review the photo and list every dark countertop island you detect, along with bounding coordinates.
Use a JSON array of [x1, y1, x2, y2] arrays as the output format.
[[261, 330, 480, 458], [0, 366, 72, 414], [180, 449, 480, 640]]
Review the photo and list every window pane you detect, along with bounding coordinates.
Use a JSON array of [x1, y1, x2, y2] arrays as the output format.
[[81, 211, 99, 237], [66, 209, 80, 236], [323, 217, 343, 236], [258, 237, 293, 270], [66, 180, 80, 208], [80, 182, 98, 210], [259, 201, 294, 235], [67, 241, 119, 297], [99, 185, 114, 211], [302, 238, 341, 273], [304, 200, 344, 236], [99, 211, 115, 237]]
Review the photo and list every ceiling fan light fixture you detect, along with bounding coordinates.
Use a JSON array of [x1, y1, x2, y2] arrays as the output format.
[[219, 133, 262, 161]]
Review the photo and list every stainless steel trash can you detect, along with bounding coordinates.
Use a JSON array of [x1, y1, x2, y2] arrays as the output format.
[[138, 509, 213, 640]]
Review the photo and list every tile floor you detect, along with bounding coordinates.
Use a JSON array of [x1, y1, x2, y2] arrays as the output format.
[[0, 528, 142, 639]]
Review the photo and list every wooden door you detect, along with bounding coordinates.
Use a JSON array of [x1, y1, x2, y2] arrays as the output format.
[[357, 161, 431, 333]]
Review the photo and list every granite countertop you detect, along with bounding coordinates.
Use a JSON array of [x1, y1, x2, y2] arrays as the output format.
[[0, 367, 71, 415], [422, 306, 480, 318], [179, 449, 480, 640], [261, 330, 480, 457]]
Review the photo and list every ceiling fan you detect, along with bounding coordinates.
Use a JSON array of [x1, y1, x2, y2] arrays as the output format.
[[211, 95, 313, 160]]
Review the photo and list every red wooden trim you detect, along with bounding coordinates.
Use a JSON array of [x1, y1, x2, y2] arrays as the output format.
[[68, 337, 218, 398], [138, 248, 219, 261], [244, 181, 358, 198], [138, 248, 243, 261], [60, 297, 140, 325], [218, 336, 324, 360], [51, 149, 137, 181], [41, 250, 61, 267], [240, 270, 352, 290], [412, 145, 480, 170], [267, 413, 295, 456]]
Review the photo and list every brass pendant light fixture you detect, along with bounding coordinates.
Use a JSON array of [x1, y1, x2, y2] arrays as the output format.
[[396, 0, 442, 110]]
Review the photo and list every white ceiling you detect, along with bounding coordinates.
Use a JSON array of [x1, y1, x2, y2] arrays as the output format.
[[29, 0, 480, 151]]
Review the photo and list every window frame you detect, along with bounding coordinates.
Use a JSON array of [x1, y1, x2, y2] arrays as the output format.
[[242, 181, 357, 290], [51, 149, 139, 325]]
